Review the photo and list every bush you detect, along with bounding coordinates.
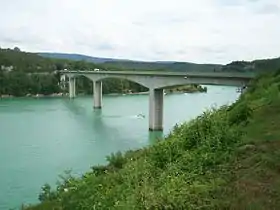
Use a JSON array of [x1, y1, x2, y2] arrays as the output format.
[[228, 102, 252, 125], [106, 151, 127, 169]]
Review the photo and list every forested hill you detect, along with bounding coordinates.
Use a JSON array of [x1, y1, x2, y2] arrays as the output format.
[[39, 52, 223, 72], [0, 48, 147, 96], [38, 52, 130, 64], [38, 52, 280, 73], [103, 61, 222, 72], [0, 48, 104, 73], [1, 47, 280, 97], [221, 57, 280, 73], [106, 57, 280, 72]]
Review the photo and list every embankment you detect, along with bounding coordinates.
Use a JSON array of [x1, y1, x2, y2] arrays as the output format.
[[23, 71, 280, 209]]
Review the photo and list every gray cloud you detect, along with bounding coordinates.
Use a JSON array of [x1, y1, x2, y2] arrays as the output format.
[[256, 4, 280, 14], [96, 43, 115, 51], [0, 0, 279, 64]]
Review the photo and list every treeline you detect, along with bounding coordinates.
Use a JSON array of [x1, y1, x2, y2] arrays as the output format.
[[75, 77, 148, 95], [0, 71, 60, 96], [0, 47, 105, 72], [0, 47, 147, 96], [221, 57, 280, 73]]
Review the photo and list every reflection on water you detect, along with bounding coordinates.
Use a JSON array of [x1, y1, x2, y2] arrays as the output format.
[[149, 131, 164, 144]]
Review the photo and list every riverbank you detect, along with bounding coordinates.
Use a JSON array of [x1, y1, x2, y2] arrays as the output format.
[[0, 92, 149, 99], [0, 85, 206, 99], [0, 93, 65, 99], [22, 72, 280, 209], [165, 84, 207, 94]]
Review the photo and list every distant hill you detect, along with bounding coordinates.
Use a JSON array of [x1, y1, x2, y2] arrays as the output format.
[[38, 52, 131, 64], [38, 52, 223, 72], [0, 48, 102, 73], [1, 50, 278, 73], [103, 60, 222, 72], [221, 57, 280, 73], [0, 48, 56, 72]]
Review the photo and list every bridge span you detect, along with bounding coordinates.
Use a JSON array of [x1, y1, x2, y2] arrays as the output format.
[[59, 70, 256, 131]]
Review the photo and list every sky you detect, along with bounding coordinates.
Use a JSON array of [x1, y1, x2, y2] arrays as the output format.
[[0, 0, 280, 64]]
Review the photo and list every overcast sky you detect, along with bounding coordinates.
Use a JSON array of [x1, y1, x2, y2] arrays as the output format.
[[0, 0, 279, 64]]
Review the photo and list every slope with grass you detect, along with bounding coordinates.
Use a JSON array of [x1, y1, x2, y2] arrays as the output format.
[[22, 70, 280, 209]]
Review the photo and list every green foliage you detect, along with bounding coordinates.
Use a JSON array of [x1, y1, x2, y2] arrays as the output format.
[[228, 101, 253, 125], [103, 60, 222, 72], [38, 184, 57, 202], [222, 57, 280, 73], [166, 84, 207, 94], [0, 72, 61, 96], [0, 48, 148, 96], [20, 63, 280, 209], [106, 151, 127, 169]]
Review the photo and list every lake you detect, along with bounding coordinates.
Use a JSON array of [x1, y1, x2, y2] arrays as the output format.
[[0, 85, 240, 209]]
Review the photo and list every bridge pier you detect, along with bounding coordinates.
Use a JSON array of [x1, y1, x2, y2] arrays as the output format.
[[149, 88, 164, 131], [93, 81, 102, 109], [69, 77, 76, 98], [62, 70, 255, 131]]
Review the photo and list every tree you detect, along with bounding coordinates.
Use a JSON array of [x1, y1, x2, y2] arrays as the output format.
[[13, 47, 21, 51]]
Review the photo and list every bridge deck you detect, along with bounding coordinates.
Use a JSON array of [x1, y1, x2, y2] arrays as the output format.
[[60, 70, 256, 79]]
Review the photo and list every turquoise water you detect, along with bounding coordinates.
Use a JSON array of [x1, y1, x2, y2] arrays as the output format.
[[0, 85, 239, 209]]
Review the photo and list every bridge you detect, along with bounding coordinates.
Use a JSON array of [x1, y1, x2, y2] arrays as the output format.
[[59, 70, 256, 131]]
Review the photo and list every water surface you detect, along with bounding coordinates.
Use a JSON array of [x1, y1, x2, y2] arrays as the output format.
[[0, 85, 239, 209]]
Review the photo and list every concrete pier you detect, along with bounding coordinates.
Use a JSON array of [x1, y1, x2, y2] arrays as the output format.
[[149, 88, 164, 131], [69, 77, 76, 98], [93, 81, 102, 109]]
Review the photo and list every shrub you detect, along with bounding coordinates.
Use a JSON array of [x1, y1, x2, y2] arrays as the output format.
[[106, 151, 127, 169]]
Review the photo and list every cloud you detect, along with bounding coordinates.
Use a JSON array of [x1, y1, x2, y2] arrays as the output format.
[[256, 3, 280, 14], [0, 0, 279, 64]]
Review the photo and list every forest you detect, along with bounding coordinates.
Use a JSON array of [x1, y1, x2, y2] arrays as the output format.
[[2, 47, 280, 97], [0, 48, 148, 96]]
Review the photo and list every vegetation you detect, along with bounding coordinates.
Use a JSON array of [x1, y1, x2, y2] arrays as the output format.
[[222, 57, 280, 73], [0, 71, 61, 97], [39, 52, 223, 72], [102, 61, 222, 72], [22, 70, 280, 209], [0, 48, 147, 97], [39, 52, 280, 73], [0, 48, 208, 97], [166, 84, 207, 94]]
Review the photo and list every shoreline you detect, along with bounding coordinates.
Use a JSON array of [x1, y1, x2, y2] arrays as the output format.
[[0, 89, 206, 99]]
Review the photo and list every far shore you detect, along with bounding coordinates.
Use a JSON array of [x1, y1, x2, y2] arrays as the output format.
[[0, 89, 207, 99]]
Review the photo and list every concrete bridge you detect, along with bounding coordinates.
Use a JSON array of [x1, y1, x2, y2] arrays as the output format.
[[59, 70, 256, 131]]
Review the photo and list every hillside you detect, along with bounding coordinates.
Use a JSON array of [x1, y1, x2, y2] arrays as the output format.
[[0, 48, 147, 96], [221, 57, 280, 73], [0, 48, 107, 73], [23, 70, 280, 209], [38, 52, 223, 72], [0, 48, 56, 72], [38, 52, 280, 73], [103, 61, 222, 72], [38, 52, 130, 64]]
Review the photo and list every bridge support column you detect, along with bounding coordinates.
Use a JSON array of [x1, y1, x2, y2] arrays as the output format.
[[93, 81, 102, 109], [149, 88, 164, 131], [69, 77, 76, 98]]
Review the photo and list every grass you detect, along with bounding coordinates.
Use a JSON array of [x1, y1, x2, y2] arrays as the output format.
[[23, 71, 280, 209]]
